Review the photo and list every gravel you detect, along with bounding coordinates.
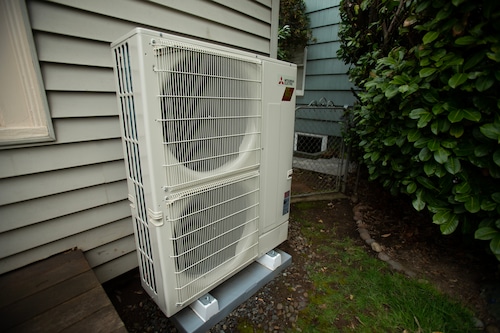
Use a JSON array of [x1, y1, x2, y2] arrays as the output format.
[[208, 216, 312, 332], [106, 213, 312, 333]]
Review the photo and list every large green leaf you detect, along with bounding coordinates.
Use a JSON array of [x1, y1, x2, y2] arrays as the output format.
[[409, 108, 429, 119], [383, 136, 397, 146], [434, 147, 450, 164], [431, 48, 447, 62], [465, 196, 481, 213], [412, 190, 426, 211], [454, 193, 470, 203], [448, 73, 468, 88], [416, 1, 430, 12], [492, 192, 500, 204], [440, 216, 459, 235], [444, 156, 461, 174], [480, 123, 500, 143], [423, 90, 439, 103], [435, 7, 452, 21], [423, 162, 436, 176], [454, 181, 470, 194], [427, 138, 440, 151], [414, 137, 431, 148], [433, 209, 453, 225], [418, 113, 433, 128], [423, 31, 439, 45], [441, 139, 457, 149], [431, 119, 450, 135], [399, 84, 411, 93], [407, 182, 417, 194], [475, 227, 498, 240], [490, 234, 500, 255], [475, 145, 491, 157], [385, 85, 399, 98], [481, 198, 497, 211], [476, 76, 495, 92], [407, 129, 421, 142], [391, 159, 405, 172], [419, 147, 432, 161], [431, 121, 439, 135], [417, 176, 438, 191], [391, 75, 407, 85], [435, 163, 447, 178], [447, 108, 481, 124], [455, 36, 477, 45], [448, 109, 464, 123], [487, 48, 500, 62], [419, 67, 437, 78], [462, 109, 482, 122], [449, 124, 464, 138], [432, 103, 444, 115], [493, 150, 500, 167]]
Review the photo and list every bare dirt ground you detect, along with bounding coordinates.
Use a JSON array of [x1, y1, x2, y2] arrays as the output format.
[[104, 169, 500, 332]]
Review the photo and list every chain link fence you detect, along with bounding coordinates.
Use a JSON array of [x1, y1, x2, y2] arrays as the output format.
[[292, 99, 356, 197]]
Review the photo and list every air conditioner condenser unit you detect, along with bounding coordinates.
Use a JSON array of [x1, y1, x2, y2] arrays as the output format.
[[111, 28, 296, 317]]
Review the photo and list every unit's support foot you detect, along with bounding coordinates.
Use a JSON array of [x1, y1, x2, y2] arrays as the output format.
[[257, 249, 282, 270], [189, 293, 219, 322]]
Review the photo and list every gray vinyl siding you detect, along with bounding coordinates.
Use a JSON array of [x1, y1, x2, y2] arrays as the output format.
[[296, 0, 356, 106], [0, 0, 277, 282]]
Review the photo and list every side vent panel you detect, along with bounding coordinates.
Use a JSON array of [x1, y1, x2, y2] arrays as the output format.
[[114, 43, 157, 294]]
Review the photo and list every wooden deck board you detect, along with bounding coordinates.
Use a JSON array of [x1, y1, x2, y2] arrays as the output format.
[[0, 250, 127, 333]]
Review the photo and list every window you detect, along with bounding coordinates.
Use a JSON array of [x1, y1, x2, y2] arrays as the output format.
[[0, 0, 55, 147], [294, 132, 327, 155], [291, 47, 307, 97]]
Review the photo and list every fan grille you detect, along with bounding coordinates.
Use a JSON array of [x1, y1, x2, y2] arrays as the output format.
[[154, 42, 262, 188], [166, 172, 259, 305]]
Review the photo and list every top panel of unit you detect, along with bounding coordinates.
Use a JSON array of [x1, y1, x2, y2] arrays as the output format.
[[111, 28, 295, 67]]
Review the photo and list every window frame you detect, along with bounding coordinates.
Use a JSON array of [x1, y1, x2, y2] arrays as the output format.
[[0, 0, 55, 148]]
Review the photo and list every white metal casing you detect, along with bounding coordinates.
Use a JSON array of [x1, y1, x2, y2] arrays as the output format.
[[111, 28, 296, 317]]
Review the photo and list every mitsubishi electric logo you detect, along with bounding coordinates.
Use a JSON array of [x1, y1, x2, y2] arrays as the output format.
[[278, 76, 295, 87], [277, 75, 295, 101]]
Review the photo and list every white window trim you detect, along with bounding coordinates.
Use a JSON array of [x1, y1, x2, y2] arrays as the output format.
[[0, 0, 55, 148], [295, 46, 307, 97]]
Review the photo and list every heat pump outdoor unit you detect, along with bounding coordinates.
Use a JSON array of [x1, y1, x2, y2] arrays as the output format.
[[111, 28, 296, 317]]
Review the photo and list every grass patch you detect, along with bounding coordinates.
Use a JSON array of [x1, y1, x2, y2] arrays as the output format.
[[292, 216, 476, 333]]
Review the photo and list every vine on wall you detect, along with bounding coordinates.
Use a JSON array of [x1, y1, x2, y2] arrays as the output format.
[[278, 0, 313, 61]]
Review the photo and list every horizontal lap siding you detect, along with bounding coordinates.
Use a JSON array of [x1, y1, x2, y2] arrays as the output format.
[[297, 0, 356, 107], [0, 0, 274, 282]]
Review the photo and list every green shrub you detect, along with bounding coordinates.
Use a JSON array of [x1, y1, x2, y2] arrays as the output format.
[[338, 0, 500, 260]]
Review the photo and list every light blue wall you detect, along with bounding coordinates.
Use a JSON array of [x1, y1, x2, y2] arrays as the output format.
[[297, 0, 357, 107]]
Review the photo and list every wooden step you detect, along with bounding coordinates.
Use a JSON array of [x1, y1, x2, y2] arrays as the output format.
[[0, 249, 127, 333]]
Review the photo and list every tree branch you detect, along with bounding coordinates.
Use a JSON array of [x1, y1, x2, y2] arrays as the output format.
[[384, 0, 406, 46]]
